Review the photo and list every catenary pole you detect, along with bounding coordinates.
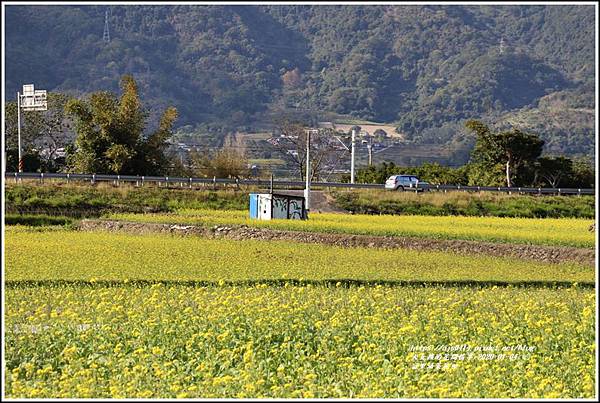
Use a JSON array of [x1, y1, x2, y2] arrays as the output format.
[[304, 129, 311, 211], [350, 128, 356, 184], [17, 91, 23, 173]]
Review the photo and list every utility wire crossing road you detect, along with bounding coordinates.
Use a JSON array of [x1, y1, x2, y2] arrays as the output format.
[[5, 172, 595, 195]]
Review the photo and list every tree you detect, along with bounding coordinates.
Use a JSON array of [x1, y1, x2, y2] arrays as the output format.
[[4, 92, 73, 172], [355, 161, 401, 184], [35, 93, 73, 171], [65, 75, 177, 175], [415, 162, 469, 185], [536, 156, 573, 188], [272, 119, 347, 181], [568, 157, 595, 188], [190, 147, 249, 179], [281, 68, 302, 88], [466, 120, 544, 187], [373, 129, 388, 141], [466, 162, 508, 187], [137, 106, 178, 175]]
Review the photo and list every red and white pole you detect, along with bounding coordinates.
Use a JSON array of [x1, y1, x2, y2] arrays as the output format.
[[17, 91, 23, 172]]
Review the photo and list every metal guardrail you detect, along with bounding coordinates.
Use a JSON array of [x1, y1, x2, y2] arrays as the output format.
[[4, 172, 595, 195]]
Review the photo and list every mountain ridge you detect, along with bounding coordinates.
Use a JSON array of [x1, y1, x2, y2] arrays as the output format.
[[4, 4, 595, 158]]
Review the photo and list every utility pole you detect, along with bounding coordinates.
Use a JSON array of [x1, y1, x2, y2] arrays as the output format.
[[17, 91, 22, 172], [304, 129, 312, 211], [350, 129, 356, 184], [367, 139, 373, 166]]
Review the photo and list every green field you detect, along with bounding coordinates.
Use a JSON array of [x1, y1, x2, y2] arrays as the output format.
[[107, 209, 595, 248], [5, 183, 248, 216]]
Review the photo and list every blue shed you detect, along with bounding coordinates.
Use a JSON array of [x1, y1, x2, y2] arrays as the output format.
[[249, 193, 307, 220], [249, 193, 260, 219]]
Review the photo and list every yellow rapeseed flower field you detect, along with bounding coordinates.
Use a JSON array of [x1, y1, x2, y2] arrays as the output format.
[[4, 285, 595, 398], [3, 218, 596, 398], [4, 228, 593, 284]]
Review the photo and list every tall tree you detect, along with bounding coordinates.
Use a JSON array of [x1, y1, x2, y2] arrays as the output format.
[[536, 156, 573, 188], [65, 75, 177, 175], [466, 120, 544, 187], [568, 157, 595, 188]]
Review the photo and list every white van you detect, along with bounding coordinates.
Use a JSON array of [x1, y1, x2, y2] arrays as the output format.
[[385, 175, 428, 191]]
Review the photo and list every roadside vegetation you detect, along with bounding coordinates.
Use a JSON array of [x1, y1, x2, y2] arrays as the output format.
[[5, 182, 247, 217], [333, 190, 595, 219], [5, 182, 595, 220]]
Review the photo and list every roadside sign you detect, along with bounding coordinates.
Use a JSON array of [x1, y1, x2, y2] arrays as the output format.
[[20, 84, 47, 111]]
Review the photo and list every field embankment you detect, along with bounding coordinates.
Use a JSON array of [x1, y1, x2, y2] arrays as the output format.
[[4, 182, 248, 217], [106, 210, 594, 249], [76, 219, 594, 267]]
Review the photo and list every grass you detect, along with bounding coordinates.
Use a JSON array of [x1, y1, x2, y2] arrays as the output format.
[[5, 227, 593, 284], [106, 209, 595, 248], [4, 285, 595, 398], [5, 182, 248, 216], [6, 182, 594, 220], [333, 190, 596, 219]]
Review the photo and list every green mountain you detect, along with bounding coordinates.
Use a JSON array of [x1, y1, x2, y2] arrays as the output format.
[[4, 4, 595, 158]]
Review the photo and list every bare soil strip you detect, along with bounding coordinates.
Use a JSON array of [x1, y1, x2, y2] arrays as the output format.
[[77, 219, 595, 267]]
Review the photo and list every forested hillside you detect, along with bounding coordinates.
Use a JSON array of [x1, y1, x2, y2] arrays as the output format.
[[4, 4, 595, 158]]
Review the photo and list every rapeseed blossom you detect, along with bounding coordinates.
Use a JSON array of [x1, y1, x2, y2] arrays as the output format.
[[4, 285, 595, 398]]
